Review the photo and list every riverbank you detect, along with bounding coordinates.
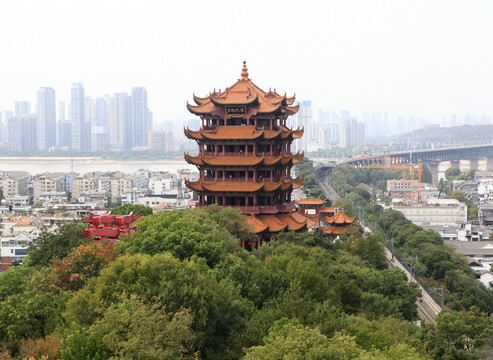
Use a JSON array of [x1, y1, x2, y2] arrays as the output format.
[[0, 158, 194, 175]]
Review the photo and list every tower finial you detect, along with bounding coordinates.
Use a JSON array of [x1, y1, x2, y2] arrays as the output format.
[[241, 61, 249, 80]]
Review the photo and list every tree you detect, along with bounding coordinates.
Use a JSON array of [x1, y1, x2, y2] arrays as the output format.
[[421, 307, 493, 359], [18, 336, 62, 360], [117, 208, 246, 266], [421, 164, 433, 184], [451, 190, 468, 203], [65, 253, 250, 358], [352, 234, 387, 270], [60, 329, 110, 360], [27, 222, 89, 268], [445, 167, 461, 181], [51, 241, 118, 291], [110, 204, 153, 216], [0, 290, 69, 354], [90, 296, 195, 359], [243, 318, 363, 360], [0, 266, 34, 302]]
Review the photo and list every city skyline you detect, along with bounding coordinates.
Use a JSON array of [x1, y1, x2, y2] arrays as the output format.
[[1, 82, 491, 155], [1, 0, 492, 123]]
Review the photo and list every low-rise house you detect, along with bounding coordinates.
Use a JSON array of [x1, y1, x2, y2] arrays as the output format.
[[138, 194, 179, 209], [121, 188, 147, 205], [4, 196, 30, 205], [1, 233, 32, 271], [478, 177, 493, 196], [132, 175, 148, 189], [475, 270, 493, 288], [392, 198, 467, 227], [479, 204, 493, 226], [40, 192, 68, 204], [445, 240, 493, 258]]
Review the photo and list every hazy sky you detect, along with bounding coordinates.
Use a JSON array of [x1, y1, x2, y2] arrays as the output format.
[[1, 0, 492, 123]]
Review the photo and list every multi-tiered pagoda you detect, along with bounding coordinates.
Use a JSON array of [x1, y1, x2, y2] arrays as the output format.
[[185, 62, 309, 248]]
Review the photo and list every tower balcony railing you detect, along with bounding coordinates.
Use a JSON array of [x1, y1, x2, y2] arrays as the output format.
[[203, 177, 288, 183], [255, 125, 280, 131], [201, 151, 289, 157], [203, 125, 216, 130], [205, 177, 255, 182], [195, 203, 295, 214], [254, 151, 281, 157], [223, 151, 254, 157]]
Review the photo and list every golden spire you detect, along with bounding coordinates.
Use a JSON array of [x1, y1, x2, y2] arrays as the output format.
[[241, 61, 249, 80]]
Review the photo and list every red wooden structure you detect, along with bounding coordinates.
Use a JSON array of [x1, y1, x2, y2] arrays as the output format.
[[185, 62, 307, 249], [82, 212, 141, 242]]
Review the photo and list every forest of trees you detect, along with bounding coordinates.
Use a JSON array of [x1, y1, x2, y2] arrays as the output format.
[[0, 199, 490, 359], [329, 165, 493, 351], [295, 158, 326, 199]]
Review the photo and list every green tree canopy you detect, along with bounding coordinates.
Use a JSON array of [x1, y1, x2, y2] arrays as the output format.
[[117, 206, 247, 266], [65, 253, 251, 358], [90, 296, 195, 359], [27, 222, 89, 268], [110, 203, 153, 216]]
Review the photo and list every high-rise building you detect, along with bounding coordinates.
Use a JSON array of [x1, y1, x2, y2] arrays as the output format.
[[294, 100, 312, 152], [93, 97, 108, 126], [9, 116, 38, 151], [85, 97, 94, 126], [58, 101, 66, 121], [37, 87, 56, 150], [8, 118, 21, 151], [3, 111, 13, 125], [58, 121, 72, 148], [70, 83, 91, 150], [109, 93, 132, 150], [131, 87, 148, 148], [14, 101, 30, 118], [150, 129, 174, 151], [22, 116, 38, 151], [91, 97, 109, 151], [338, 118, 366, 148]]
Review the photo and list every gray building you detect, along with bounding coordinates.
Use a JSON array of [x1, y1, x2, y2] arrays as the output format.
[[338, 118, 366, 148], [70, 83, 91, 150], [8, 116, 37, 151], [37, 87, 56, 150], [58, 121, 72, 148], [109, 93, 132, 150], [14, 101, 30, 117], [2, 111, 13, 125], [131, 87, 148, 148]]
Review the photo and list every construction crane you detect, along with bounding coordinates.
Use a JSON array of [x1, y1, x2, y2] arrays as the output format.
[[351, 160, 423, 204]]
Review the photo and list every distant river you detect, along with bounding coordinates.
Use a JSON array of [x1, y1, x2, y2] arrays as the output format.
[[0, 157, 195, 175]]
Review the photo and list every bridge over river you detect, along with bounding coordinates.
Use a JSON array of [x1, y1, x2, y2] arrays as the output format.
[[315, 143, 493, 184]]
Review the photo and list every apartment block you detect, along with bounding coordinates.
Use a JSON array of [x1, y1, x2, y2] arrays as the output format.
[[71, 177, 96, 200], [0, 172, 29, 197], [32, 172, 66, 201], [109, 177, 132, 201]]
